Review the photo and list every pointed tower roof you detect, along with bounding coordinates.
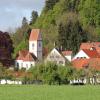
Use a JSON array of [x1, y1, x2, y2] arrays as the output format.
[[29, 29, 42, 41]]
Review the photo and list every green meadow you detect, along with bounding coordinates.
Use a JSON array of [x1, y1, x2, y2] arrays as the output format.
[[0, 85, 100, 100]]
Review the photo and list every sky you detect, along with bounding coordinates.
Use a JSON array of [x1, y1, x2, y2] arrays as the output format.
[[0, 0, 45, 32]]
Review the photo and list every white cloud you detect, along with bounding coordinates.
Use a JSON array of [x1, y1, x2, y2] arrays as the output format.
[[0, 0, 45, 31]]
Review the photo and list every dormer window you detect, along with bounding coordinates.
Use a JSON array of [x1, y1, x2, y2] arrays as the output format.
[[90, 47, 96, 51]]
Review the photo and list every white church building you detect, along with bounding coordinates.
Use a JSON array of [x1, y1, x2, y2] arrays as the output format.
[[15, 29, 43, 70]]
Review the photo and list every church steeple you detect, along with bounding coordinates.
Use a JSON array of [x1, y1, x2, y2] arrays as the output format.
[[29, 29, 42, 61]]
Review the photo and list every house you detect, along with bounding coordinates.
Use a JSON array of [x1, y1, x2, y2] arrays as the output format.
[[45, 48, 68, 66], [72, 49, 100, 61], [72, 48, 100, 70], [62, 51, 72, 62], [15, 29, 43, 70]]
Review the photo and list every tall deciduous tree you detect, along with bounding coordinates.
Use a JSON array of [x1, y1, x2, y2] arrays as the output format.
[[0, 31, 14, 66]]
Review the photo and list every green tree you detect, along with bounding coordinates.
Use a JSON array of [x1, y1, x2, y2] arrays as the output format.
[[58, 17, 83, 54], [45, 0, 59, 11], [29, 62, 75, 85], [22, 17, 28, 28], [30, 10, 38, 25]]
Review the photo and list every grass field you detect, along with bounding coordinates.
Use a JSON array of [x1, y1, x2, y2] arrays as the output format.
[[0, 85, 100, 100]]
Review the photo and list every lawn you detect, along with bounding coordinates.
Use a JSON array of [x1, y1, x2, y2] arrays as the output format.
[[0, 85, 100, 100]]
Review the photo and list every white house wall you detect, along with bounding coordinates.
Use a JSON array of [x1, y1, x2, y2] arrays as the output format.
[[65, 55, 72, 62], [29, 41, 37, 57], [29, 40, 42, 61], [23, 61, 35, 70], [16, 60, 35, 70], [15, 60, 23, 69], [72, 50, 90, 61]]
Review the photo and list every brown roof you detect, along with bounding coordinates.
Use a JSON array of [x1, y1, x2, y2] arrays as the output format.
[[82, 49, 100, 58], [29, 29, 41, 41], [62, 51, 72, 56]]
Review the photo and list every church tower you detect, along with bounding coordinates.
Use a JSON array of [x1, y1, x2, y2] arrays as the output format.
[[29, 29, 42, 61]]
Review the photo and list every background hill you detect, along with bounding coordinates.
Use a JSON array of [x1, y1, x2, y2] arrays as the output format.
[[13, 0, 100, 56]]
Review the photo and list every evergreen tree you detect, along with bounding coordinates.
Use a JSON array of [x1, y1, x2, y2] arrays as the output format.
[[30, 10, 38, 25], [58, 18, 86, 54], [45, 0, 59, 11], [22, 17, 28, 28]]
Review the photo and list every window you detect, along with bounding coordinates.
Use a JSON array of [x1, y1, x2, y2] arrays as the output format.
[[32, 43, 34, 47], [56, 55, 59, 58], [59, 61, 63, 64], [31, 64, 33, 67], [77, 57, 79, 59], [32, 43, 34, 48], [17, 63, 19, 67], [50, 56, 54, 58], [39, 43, 41, 47]]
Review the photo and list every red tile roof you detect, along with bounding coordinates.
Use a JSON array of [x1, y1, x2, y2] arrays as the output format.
[[62, 51, 72, 56], [16, 50, 37, 61], [72, 58, 100, 71], [19, 50, 29, 57], [80, 42, 100, 53], [72, 42, 100, 70], [82, 49, 100, 58], [72, 59, 89, 69], [16, 55, 24, 60], [88, 58, 100, 70], [29, 29, 41, 41], [16, 50, 29, 60], [23, 53, 36, 62]]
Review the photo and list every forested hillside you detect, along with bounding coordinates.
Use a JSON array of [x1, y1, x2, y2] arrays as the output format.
[[13, 0, 100, 56]]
